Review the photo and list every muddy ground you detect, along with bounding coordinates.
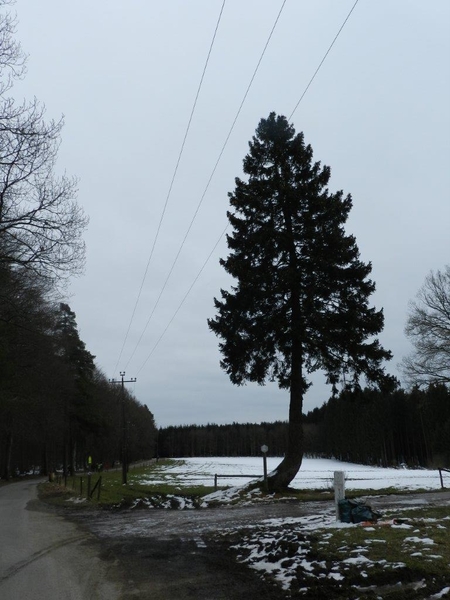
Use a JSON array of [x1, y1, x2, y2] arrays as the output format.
[[62, 490, 450, 599]]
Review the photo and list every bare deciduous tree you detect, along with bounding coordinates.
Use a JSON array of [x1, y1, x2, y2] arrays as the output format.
[[0, 3, 26, 95], [0, 1, 87, 285], [402, 266, 450, 387]]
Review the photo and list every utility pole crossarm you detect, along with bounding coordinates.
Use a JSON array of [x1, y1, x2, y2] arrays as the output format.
[[110, 371, 137, 386]]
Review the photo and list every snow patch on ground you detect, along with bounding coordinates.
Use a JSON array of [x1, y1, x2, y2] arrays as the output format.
[[220, 508, 444, 598], [404, 536, 435, 545], [430, 587, 450, 599], [65, 496, 87, 504], [129, 494, 198, 510]]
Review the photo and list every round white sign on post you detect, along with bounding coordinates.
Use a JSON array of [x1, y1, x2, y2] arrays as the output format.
[[261, 445, 268, 453]]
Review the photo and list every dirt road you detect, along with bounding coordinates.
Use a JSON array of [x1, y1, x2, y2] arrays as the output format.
[[68, 489, 450, 599]]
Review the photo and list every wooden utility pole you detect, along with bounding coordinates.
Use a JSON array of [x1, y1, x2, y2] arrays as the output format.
[[110, 372, 136, 484]]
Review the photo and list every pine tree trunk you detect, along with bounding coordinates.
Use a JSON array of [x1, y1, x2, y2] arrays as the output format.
[[63, 436, 68, 478], [41, 442, 48, 476], [266, 197, 305, 492], [266, 349, 304, 491], [266, 421, 303, 491], [4, 430, 13, 480], [70, 438, 76, 476]]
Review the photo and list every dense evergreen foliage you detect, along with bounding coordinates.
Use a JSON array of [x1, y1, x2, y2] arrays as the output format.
[[158, 422, 289, 458], [209, 113, 392, 489], [0, 267, 157, 479], [312, 384, 450, 467], [158, 385, 450, 468]]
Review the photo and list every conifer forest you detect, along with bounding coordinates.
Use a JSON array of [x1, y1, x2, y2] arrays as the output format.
[[158, 384, 450, 468]]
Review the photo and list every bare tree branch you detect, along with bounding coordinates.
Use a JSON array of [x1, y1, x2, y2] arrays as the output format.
[[0, 3, 27, 96], [402, 266, 450, 387], [0, 2, 87, 286]]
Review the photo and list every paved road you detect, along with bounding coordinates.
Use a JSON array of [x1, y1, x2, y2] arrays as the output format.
[[0, 480, 121, 600]]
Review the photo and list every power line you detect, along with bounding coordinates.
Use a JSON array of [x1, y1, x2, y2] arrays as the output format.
[[135, 222, 229, 375], [112, 0, 226, 377], [130, 1, 361, 374], [125, 0, 288, 370], [289, 0, 359, 120]]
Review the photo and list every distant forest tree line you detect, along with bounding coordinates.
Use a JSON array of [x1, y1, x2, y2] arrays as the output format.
[[158, 383, 450, 468]]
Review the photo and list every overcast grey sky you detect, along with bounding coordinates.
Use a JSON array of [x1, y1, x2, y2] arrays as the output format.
[[12, 0, 450, 427]]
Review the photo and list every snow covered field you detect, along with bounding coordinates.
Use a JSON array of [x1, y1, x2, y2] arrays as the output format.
[[141, 456, 446, 492]]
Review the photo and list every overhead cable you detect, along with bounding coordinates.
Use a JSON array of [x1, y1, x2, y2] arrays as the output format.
[[111, 0, 226, 377], [130, 0, 361, 372], [135, 223, 229, 375], [125, 0, 288, 370], [289, 0, 359, 120]]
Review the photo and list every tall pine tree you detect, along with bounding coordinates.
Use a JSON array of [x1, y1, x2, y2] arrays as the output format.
[[208, 113, 392, 490], [54, 303, 95, 475]]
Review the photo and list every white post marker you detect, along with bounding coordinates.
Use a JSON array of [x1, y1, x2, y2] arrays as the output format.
[[261, 445, 268, 490], [334, 471, 345, 521]]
